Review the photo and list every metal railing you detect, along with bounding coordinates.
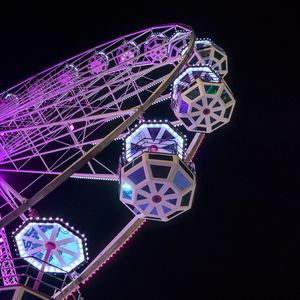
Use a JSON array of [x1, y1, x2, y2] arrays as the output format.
[[121, 137, 185, 165], [0, 256, 83, 299]]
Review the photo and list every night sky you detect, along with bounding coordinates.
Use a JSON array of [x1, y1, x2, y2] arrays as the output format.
[[0, 1, 298, 299]]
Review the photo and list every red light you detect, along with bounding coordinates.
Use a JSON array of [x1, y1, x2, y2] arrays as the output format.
[[149, 145, 158, 152], [203, 108, 211, 115], [152, 195, 162, 203]]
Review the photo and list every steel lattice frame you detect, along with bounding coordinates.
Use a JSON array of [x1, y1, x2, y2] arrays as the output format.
[[0, 178, 27, 285], [0, 24, 199, 291], [0, 25, 192, 192], [0, 227, 18, 285]]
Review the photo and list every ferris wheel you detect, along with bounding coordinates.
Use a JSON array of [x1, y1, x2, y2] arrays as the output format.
[[0, 24, 235, 300]]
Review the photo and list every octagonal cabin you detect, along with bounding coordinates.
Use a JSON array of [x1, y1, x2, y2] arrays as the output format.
[[188, 39, 228, 77], [172, 66, 235, 133], [120, 121, 196, 222]]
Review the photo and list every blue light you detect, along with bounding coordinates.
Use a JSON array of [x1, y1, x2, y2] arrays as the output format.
[[162, 206, 172, 214], [123, 189, 133, 200], [150, 207, 158, 215], [15, 221, 86, 273], [173, 171, 191, 191], [128, 167, 146, 185], [122, 183, 133, 200], [139, 203, 149, 211], [179, 100, 189, 113]]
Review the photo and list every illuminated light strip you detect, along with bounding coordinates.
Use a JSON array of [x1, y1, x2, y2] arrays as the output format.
[[190, 133, 206, 162], [81, 219, 145, 285], [70, 175, 119, 182], [56, 217, 146, 300]]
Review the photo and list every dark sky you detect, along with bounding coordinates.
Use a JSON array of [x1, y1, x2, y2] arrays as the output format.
[[0, 1, 298, 299]]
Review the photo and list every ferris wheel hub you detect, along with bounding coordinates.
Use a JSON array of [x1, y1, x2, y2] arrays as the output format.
[[45, 241, 56, 250], [152, 195, 162, 203], [203, 108, 211, 115]]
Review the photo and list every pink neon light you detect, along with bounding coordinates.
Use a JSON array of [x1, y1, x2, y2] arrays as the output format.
[[191, 134, 205, 161], [89, 59, 106, 74], [149, 145, 158, 152], [66, 220, 146, 295], [63, 220, 146, 299]]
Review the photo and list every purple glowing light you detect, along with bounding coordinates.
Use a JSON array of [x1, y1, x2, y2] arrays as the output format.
[[57, 64, 78, 86], [144, 34, 169, 63], [179, 99, 189, 113], [0, 24, 196, 291], [0, 147, 5, 161], [118, 51, 134, 63], [117, 42, 139, 65], [88, 52, 108, 75], [27, 80, 46, 104]]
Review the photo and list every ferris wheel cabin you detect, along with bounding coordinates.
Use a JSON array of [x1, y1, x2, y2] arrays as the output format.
[[172, 65, 235, 133], [119, 121, 196, 222], [0, 218, 87, 300]]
